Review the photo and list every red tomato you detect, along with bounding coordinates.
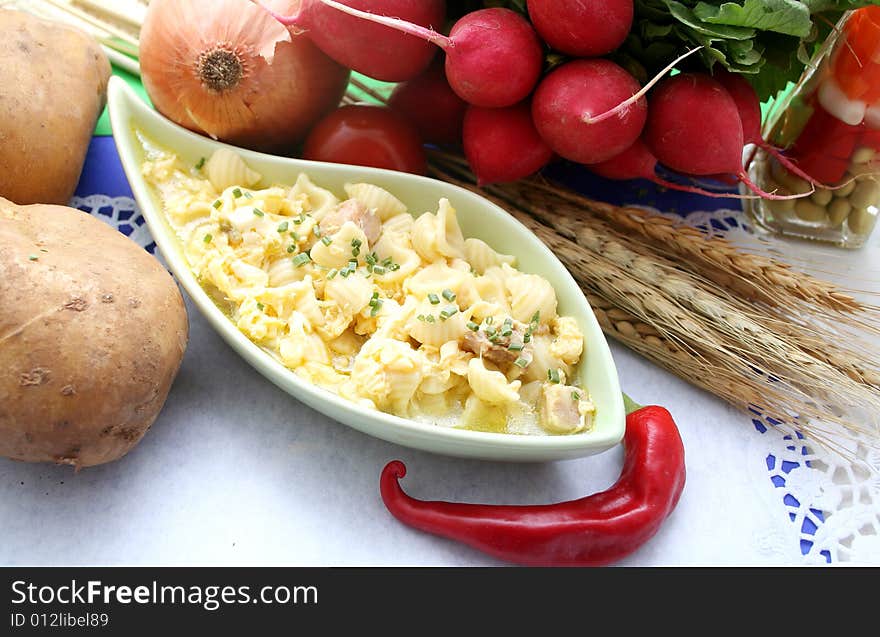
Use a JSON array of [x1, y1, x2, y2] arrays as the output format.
[[302, 105, 427, 175]]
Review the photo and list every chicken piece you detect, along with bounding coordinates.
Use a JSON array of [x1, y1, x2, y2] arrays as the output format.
[[461, 329, 526, 369], [539, 383, 588, 434], [318, 199, 381, 245]]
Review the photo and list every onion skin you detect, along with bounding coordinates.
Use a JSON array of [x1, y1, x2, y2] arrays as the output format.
[[140, 0, 350, 153]]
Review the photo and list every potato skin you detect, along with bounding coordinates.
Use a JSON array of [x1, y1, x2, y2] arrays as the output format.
[[0, 10, 111, 205], [0, 199, 189, 468]]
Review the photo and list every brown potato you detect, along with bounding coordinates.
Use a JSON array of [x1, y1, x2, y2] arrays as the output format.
[[0, 10, 111, 205], [0, 198, 189, 468]]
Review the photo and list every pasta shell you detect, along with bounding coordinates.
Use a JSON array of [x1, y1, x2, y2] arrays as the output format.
[[345, 182, 407, 220], [288, 173, 339, 220], [503, 264, 558, 324], [205, 148, 261, 192], [323, 271, 373, 315], [412, 198, 465, 262], [467, 358, 521, 405], [464, 238, 516, 275]]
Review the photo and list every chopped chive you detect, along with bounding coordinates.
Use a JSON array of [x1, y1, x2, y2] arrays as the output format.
[[372, 266, 386, 275], [425, 315, 436, 323], [321, 236, 332, 246], [467, 321, 480, 332], [212, 199, 222, 209], [485, 326, 497, 337], [289, 231, 299, 241], [548, 368, 561, 384], [514, 356, 530, 369], [531, 310, 541, 323], [195, 157, 206, 170], [427, 293, 440, 305], [352, 246, 361, 257], [277, 221, 289, 233], [389, 263, 400, 271], [572, 391, 582, 401], [441, 305, 458, 318], [417, 314, 426, 322], [340, 268, 352, 278], [292, 253, 311, 267], [488, 333, 501, 344], [508, 342, 524, 351], [293, 214, 305, 224], [523, 333, 531, 343], [313, 225, 322, 237], [244, 191, 253, 199], [351, 238, 362, 248], [232, 188, 242, 198], [442, 288, 456, 302], [203, 233, 213, 243], [381, 256, 393, 267], [370, 299, 383, 316], [327, 268, 339, 280], [287, 244, 297, 254], [253, 208, 264, 217], [485, 316, 494, 325], [365, 252, 378, 266], [256, 302, 265, 311], [28, 254, 38, 261]]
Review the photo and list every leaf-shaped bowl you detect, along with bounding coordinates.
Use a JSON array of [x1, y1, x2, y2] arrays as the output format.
[[107, 76, 624, 461]]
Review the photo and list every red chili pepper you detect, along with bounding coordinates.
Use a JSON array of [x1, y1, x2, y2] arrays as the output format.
[[379, 401, 685, 566]]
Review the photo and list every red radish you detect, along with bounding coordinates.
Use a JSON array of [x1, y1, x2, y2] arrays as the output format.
[[713, 68, 830, 187], [526, 0, 633, 57], [643, 73, 809, 199], [531, 59, 647, 165], [441, 8, 543, 107], [463, 101, 553, 185], [588, 138, 759, 199], [261, 0, 445, 82], [388, 57, 467, 146], [270, 3, 544, 108]]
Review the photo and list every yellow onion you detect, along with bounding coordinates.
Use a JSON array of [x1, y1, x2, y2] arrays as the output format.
[[139, 0, 350, 153]]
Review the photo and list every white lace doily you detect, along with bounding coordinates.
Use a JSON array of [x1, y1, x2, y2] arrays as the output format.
[[71, 194, 880, 565]]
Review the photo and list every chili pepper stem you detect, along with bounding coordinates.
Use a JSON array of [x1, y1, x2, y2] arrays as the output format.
[[622, 392, 642, 415]]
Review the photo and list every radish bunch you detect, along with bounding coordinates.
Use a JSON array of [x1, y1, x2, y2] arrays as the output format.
[[261, 0, 818, 198]]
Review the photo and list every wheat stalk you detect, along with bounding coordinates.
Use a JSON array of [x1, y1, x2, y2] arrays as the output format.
[[515, 175, 874, 316], [478, 172, 880, 393]]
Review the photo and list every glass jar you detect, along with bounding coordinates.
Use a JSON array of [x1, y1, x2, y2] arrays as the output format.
[[746, 7, 880, 249]]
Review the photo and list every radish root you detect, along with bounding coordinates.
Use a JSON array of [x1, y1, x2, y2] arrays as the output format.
[[583, 47, 704, 125]]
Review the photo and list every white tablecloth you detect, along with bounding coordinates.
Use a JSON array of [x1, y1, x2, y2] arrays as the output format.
[[1, 197, 878, 567]]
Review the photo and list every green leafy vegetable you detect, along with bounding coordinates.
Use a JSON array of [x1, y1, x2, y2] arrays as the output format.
[[626, 0, 880, 100]]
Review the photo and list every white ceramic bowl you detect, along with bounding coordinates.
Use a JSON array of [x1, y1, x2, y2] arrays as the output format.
[[107, 76, 624, 461]]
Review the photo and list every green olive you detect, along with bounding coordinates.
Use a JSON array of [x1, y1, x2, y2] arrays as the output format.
[[847, 207, 877, 236], [849, 178, 880, 210], [833, 179, 856, 198], [794, 199, 828, 222], [851, 146, 876, 164], [810, 188, 833, 206], [827, 198, 851, 226]]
